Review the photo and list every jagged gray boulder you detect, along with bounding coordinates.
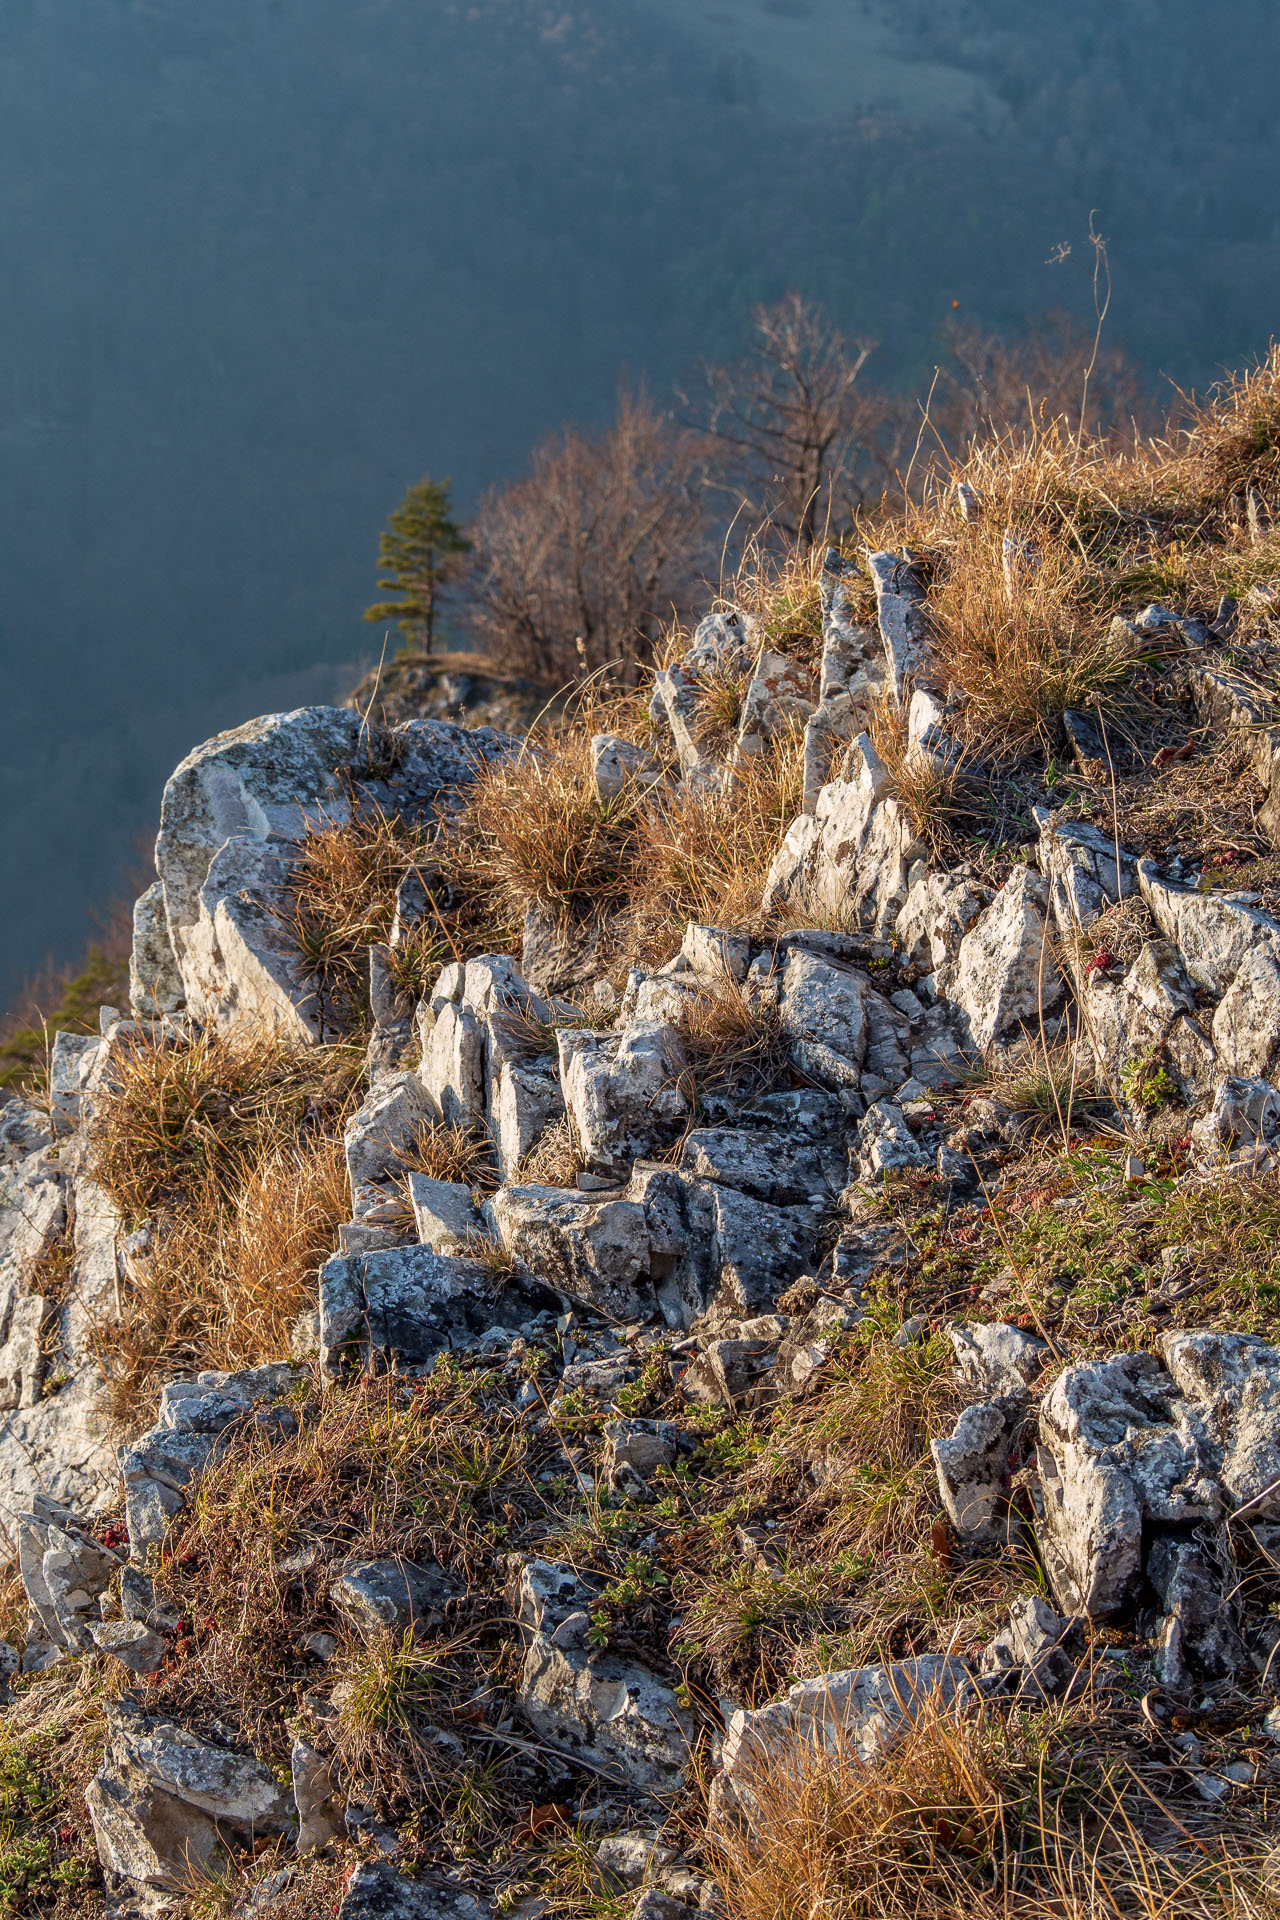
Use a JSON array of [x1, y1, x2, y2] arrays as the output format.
[[980, 1595, 1076, 1700], [490, 1164, 814, 1330], [949, 1321, 1049, 1398], [17, 1495, 122, 1657], [737, 651, 815, 756], [416, 956, 564, 1180], [592, 734, 667, 802], [1033, 1350, 1219, 1617], [139, 707, 515, 1040], [716, 1656, 973, 1814], [344, 1070, 434, 1194], [408, 1173, 480, 1253], [648, 668, 723, 789], [894, 869, 987, 979], [329, 1557, 457, 1637], [318, 1246, 540, 1373], [1190, 1075, 1280, 1169], [778, 947, 868, 1086], [511, 1559, 694, 1789], [1084, 940, 1214, 1106], [931, 1397, 1023, 1546], [763, 735, 925, 932], [949, 865, 1061, 1051], [854, 1099, 930, 1180], [1138, 856, 1280, 993], [87, 1698, 292, 1901], [866, 549, 929, 698], [291, 1739, 345, 1853], [1037, 812, 1137, 934], [558, 1023, 688, 1176], [119, 1363, 302, 1560], [1212, 946, 1280, 1082]]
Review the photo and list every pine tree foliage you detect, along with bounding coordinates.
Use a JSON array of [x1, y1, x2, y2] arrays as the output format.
[[364, 476, 472, 653]]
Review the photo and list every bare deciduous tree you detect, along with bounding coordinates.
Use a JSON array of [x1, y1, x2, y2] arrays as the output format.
[[690, 293, 887, 549], [931, 314, 1149, 450], [467, 388, 707, 685]]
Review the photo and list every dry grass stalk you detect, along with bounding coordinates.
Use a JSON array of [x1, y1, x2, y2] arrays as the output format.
[[669, 972, 792, 1113], [279, 805, 438, 1029], [709, 1693, 1264, 1920], [86, 1029, 362, 1419], [87, 1027, 362, 1223], [392, 1118, 499, 1193]]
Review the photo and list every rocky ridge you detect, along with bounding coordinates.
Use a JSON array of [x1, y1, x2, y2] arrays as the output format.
[[8, 535, 1280, 1912]]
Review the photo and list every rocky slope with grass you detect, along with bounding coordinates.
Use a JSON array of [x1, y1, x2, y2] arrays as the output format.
[[12, 359, 1280, 1917]]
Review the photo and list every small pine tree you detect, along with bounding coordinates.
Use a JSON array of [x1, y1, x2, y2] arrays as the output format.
[[364, 476, 472, 653]]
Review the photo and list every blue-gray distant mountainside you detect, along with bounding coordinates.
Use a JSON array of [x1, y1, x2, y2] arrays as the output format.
[[1, 0, 1278, 1002]]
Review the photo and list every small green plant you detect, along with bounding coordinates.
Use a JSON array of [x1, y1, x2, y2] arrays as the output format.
[[1120, 1047, 1178, 1114]]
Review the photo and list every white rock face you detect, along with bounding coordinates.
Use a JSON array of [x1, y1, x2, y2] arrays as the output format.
[[417, 955, 564, 1178], [119, 1362, 302, 1560], [778, 948, 869, 1084], [866, 550, 930, 698], [0, 1138, 123, 1542], [1190, 1075, 1280, 1169], [17, 1495, 123, 1655], [139, 707, 515, 1040], [717, 1656, 973, 1811], [318, 1246, 538, 1374], [491, 1163, 814, 1331], [86, 1698, 292, 1898], [763, 735, 925, 931], [950, 1321, 1049, 1397], [1212, 946, 1280, 1081], [681, 921, 751, 981], [344, 1071, 435, 1193], [1138, 856, 1280, 992], [408, 1174, 480, 1253], [648, 668, 723, 788], [932, 1398, 1023, 1545], [1161, 1330, 1280, 1517], [736, 650, 816, 756], [1034, 1351, 1220, 1616], [950, 865, 1061, 1051], [894, 870, 986, 977], [511, 1559, 694, 1790], [855, 1100, 930, 1180], [128, 879, 186, 1018], [558, 1022, 687, 1175], [1037, 812, 1137, 934]]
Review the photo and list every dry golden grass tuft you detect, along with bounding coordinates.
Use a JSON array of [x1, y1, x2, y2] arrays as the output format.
[[709, 1692, 1266, 1920], [443, 721, 804, 973], [722, 537, 828, 663], [669, 971, 792, 1115], [87, 1027, 361, 1223], [86, 1029, 362, 1419], [440, 734, 648, 927], [629, 729, 805, 948], [392, 1117, 500, 1193], [517, 1113, 582, 1188], [867, 694, 974, 856], [927, 509, 1140, 752], [1180, 340, 1280, 510], [278, 805, 436, 1028]]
